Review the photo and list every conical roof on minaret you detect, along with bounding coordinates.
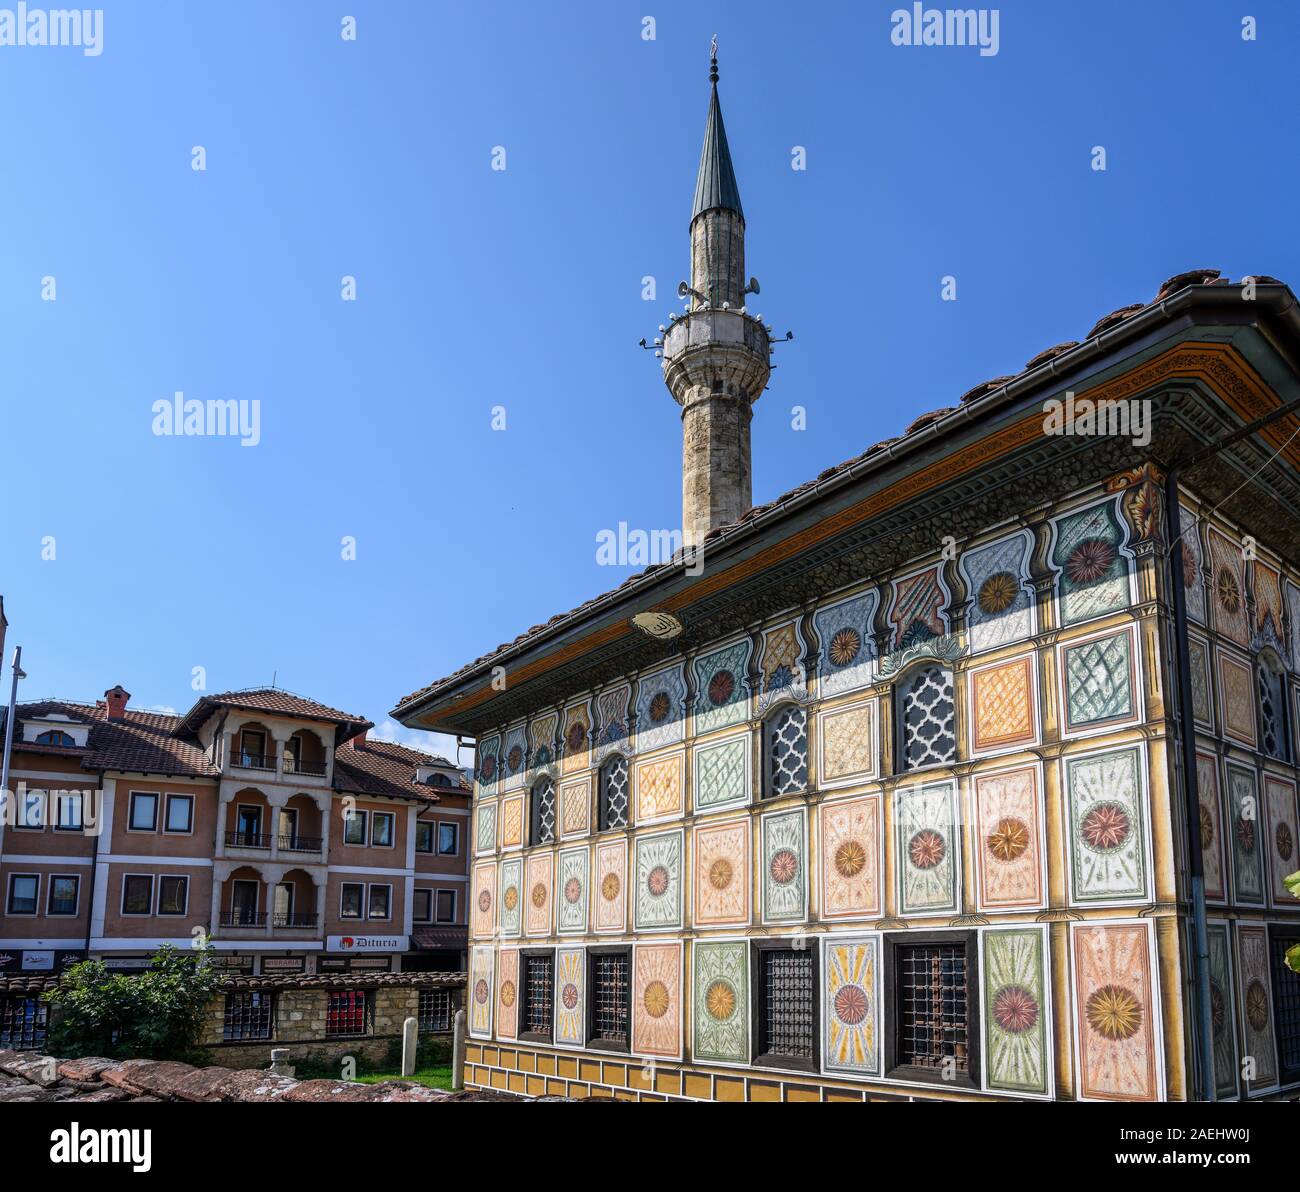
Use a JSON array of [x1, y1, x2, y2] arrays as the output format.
[[691, 44, 744, 223]]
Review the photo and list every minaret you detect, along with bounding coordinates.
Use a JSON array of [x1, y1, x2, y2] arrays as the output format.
[[661, 41, 771, 548]]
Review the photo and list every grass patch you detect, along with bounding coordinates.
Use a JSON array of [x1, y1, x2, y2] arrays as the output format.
[[355, 1064, 454, 1090]]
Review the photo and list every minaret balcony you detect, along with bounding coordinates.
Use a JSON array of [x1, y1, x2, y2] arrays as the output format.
[[662, 308, 771, 406]]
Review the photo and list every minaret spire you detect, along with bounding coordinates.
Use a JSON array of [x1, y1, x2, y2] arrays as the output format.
[[660, 41, 772, 548]]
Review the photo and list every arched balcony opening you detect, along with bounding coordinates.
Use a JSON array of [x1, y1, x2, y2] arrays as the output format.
[[283, 728, 328, 777], [232, 722, 275, 771], [225, 789, 272, 850], [272, 868, 319, 929], [220, 866, 266, 928], [276, 793, 324, 855]]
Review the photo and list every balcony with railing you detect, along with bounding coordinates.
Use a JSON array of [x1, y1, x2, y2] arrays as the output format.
[[277, 833, 323, 855], [225, 830, 272, 850]]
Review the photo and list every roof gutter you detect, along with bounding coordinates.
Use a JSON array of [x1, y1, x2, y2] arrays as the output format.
[[397, 283, 1300, 722]]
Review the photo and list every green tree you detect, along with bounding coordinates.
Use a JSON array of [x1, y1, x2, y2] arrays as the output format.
[[1288, 873, 1300, 975], [43, 944, 221, 1061]]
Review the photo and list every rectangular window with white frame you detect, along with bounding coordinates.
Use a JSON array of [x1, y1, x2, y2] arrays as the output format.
[[413, 888, 433, 923], [371, 811, 395, 848], [340, 882, 364, 919], [435, 889, 456, 923], [16, 789, 45, 830], [54, 791, 84, 832], [6, 873, 39, 915], [368, 884, 392, 920], [47, 874, 80, 916], [158, 875, 189, 916], [415, 821, 434, 854], [121, 873, 154, 916], [165, 793, 194, 834], [438, 822, 459, 856], [343, 809, 368, 845], [128, 791, 159, 832]]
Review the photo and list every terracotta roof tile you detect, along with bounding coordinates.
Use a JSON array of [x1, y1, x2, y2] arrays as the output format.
[[332, 738, 464, 802], [176, 688, 372, 734]]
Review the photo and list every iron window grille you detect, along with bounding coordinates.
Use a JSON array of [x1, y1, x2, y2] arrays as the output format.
[[898, 664, 957, 771], [886, 932, 979, 1086], [326, 990, 371, 1037], [531, 777, 556, 845], [418, 987, 453, 1033], [764, 704, 809, 798], [519, 950, 555, 1042], [0, 995, 48, 1050], [1269, 930, 1300, 1087], [223, 991, 274, 1041], [752, 941, 818, 1071], [598, 755, 629, 830], [588, 948, 631, 1051]]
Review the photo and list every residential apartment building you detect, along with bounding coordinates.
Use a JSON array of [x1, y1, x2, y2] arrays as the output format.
[[0, 687, 470, 986]]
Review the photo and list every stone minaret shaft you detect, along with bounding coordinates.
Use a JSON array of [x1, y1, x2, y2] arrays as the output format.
[[662, 47, 771, 548]]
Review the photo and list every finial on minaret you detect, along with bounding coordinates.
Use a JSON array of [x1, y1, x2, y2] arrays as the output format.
[[709, 35, 718, 84]]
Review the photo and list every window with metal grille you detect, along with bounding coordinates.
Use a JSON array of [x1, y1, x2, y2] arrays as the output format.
[[418, 987, 453, 1033], [588, 949, 631, 1050], [0, 995, 47, 1050], [598, 756, 629, 830], [530, 777, 556, 845], [753, 943, 817, 1070], [1269, 932, 1300, 1086], [223, 991, 274, 1041], [519, 951, 554, 1041], [892, 938, 975, 1080], [325, 990, 371, 1037], [1258, 656, 1290, 762], [898, 665, 956, 771], [764, 704, 808, 798]]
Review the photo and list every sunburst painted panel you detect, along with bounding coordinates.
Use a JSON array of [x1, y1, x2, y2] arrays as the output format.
[[1052, 498, 1131, 627], [693, 638, 752, 735], [819, 794, 881, 919], [633, 830, 683, 930], [498, 857, 522, 937], [1265, 775, 1299, 906], [554, 947, 585, 1048], [1196, 753, 1227, 903], [1064, 746, 1150, 905], [557, 845, 589, 934], [471, 861, 495, 940], [960, 530, 1034, 655], [496, 948, 519, 1041], [1206, 922, 1239, 1100], [594, 839, 626, 932], [693, 818, 750, 927], [476, 733, 500, 795], [760, 807, 807, 923], [822, 933, 880, 1077], [973, 764, 1044, 911], [1226, 763, 1265, 906], [1236, 923, 1278, 1092], [815, 589, 878, 698], [983, 926, 1049, 1096], [632, 942, 681, 1059], [635, 661, 687, 753], [561, 700, 591, 775], [524, 853, 552, 937], [469, 945, 494, 1038], [692, 940, 749, 1064], [895, 779, 959, 916], [1207, 527, 1249, 646], [1071, 921, 1161, 1102], [500, 724, 527, 791]]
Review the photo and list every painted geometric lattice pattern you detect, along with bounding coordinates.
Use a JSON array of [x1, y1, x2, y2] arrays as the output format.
[[1226, 764, 1265, 906], [499, 795, 523, 848], [1052, 498, 1130, 627], [758, 620, 807, 710], [1196, 754, 1226, 903], [822, 935, 880, 1077], [598, 755, 628, 829], [1063, 630, 1134, 731], [1236, 924, 1278, 1090], [527, 712, 558, 777], [1188, 638, 1213, 725], [819, 701, 876, 784], [496, 948, 519, 1041], [693, 819, 750, 926], [560, 702, 591, 775], [595, 841, 626, 932], [1265, 776, 1299, 905], [498, 857, 522, 937], [694, 733, 749, 810], [889, 566, 948, 648], [1206, 923, 1238, 1100], [973, 765, 1044, 910], [475, 801, 496, 854], [819, 794, 881, 918], [1064, 747, 1149, 904], [971, 656, 1035, 752], [900, 665, 956, 769], [766, 703, 808, 795], [1258, 661, 1287, 761], [635, 662, 686, 754], [1253, 561, 1285, 649], [469, 946, 494, 1038], [560, 777, 589, 836], [895, 780, 959, 915], [961, 531, 1034, 654], [1072, 921, 1160, 1101], [635, 752, 683, 822], [554, 947, 585, 1047], [761, 809, 807, 922], [592, 684, 630, 764], [983, 927, 1049, 1096], [632, 942, 681, 1059], [557, 846, 589, 934], [500, 725, 527, 791], [1288, 580, 1300, 667], [1219, 650, 1256, 747], [815, 590, 878, 698], [634, 830, 683, 930], [472, 862, 495, 940], [693, 941, 749, 1064], [524, 853, 552, 937], [1179, 506, 1207, 625], [530, 778, 556, 845], [1207, 528, 1249, 647], [476, 733, 500, 794], [693, 639, 752, 735]]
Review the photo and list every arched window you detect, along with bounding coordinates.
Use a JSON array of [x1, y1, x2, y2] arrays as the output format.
[[897, 664, 956, 771], [764, 703, 808, 798], [598, 755, 629, 830], [1258, 652, 1291, 763], [530, 776, 556, 845], [35, 730, 75, 747]]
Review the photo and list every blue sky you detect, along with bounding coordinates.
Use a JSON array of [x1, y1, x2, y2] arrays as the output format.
[[2, 0, 1296, 757]]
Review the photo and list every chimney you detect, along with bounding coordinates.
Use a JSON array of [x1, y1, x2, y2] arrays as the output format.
[[352, 728, 368, 748], [104, 685, 131, 720]]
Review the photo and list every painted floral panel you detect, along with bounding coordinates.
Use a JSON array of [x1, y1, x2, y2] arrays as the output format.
[[761, 808, 807, 923], [895, 780, 959, 916], [983, 927, 1049, 1096], [594, 840, 626, 933], [1052, 498, 1131, 627], [632, 942, 681, 1059], [469, 946, 494, 1038], [524, 853, 552, 937], [693, 941, 749, 1064], [498, 857, 522, 937], [822, 934, 880, 1077], [1265, 775, 1299, 906], [635, 662, 687, 753], [815, 590, 878, 698], [973, 765, 1044, 910], [1226, 764, 1265, 907], [693, 639, 752, 735], [1236, 924, 1278, 1091], [819, 794, 881, 919], [634, 830, 683, 930], [1207, 528, 1249, 647], [693, 818, 750, 927], [554, 947, 585, 1047], [557, 846, 589, 934], [496, 948, 519, 1041], [961, 531, 1034, 654], [1064, 747, 1150, 905], [1196, 754, 1227, 903], [471, 861, 495, 940], [1206, 922, 1238, 1100]]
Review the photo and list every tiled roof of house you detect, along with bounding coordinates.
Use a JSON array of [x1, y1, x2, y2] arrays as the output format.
[[175, 688, 372, 735], [394, 269, 1286, 715], [333, 738, 467, 803]]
